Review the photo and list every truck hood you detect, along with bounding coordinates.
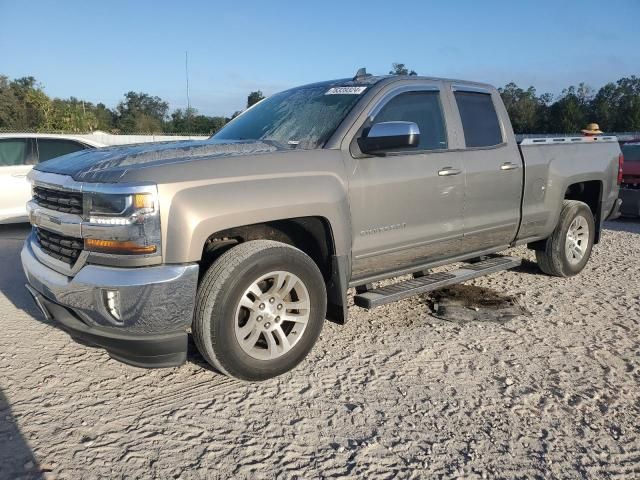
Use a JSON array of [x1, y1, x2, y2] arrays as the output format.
[[34, 138, 282, 183]]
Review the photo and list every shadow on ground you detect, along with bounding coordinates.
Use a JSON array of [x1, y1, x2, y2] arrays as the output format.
[[604, 218, 640, 234], [0, 389, 43, 479], [0, 224, 42, 319], [510, 258, 543, 276]]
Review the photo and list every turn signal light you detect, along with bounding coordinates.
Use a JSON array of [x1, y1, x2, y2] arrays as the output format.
[[85, 238, 157, 255], [133, 193, 154, 210]]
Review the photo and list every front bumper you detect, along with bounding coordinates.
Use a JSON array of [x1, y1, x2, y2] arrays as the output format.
[[21, 239, 199, 368]]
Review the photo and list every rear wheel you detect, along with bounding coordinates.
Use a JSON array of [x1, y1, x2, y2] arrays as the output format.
[[193, 240, 326, 381], [535, 200, 595, 277]]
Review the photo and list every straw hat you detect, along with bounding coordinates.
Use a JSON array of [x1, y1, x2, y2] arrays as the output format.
[[581, 123, 603, 135]]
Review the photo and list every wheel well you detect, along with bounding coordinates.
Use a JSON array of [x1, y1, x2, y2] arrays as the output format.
[[199, 217, 336, 283], [564, 180, 603, 243]]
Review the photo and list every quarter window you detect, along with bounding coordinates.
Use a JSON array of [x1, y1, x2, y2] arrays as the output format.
[[372, 91, 448, 151], [37, 139, 87, 162], [454, 91, 503, 148]]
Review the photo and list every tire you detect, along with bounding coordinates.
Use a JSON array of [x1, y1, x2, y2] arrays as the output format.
[[193, 240, 326, 381], [535, 200, 595, 277]]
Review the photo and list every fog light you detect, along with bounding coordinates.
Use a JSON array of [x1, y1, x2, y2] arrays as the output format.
[[103, 290, 122, 322]]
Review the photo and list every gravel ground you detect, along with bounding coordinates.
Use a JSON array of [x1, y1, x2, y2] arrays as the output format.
[[1, 221, 639, 479]]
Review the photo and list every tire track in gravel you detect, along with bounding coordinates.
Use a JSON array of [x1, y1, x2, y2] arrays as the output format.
[[121, 376, 240, 412]]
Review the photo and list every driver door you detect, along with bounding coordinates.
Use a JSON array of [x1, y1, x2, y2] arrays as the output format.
[[348, 85, 465, 280]]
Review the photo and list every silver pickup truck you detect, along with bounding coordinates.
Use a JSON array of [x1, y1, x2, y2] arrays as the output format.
[[21, 70, 623, 380]]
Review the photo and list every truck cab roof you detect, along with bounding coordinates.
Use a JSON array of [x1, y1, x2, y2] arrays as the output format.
[[294, 73, 496, 93]]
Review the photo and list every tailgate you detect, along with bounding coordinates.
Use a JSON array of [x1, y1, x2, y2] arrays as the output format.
[[622, 161, 640, 185]]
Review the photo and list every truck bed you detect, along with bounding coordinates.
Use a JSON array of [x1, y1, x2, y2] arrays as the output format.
[[515, 135, 621, 243]]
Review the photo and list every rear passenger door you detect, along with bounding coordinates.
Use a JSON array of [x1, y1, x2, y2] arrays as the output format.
[[451, 88, 523, 252], [0, 138, 37, 222]]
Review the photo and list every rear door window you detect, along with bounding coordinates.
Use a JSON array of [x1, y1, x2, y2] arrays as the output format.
[[454, 91, 503, 148], [372, 91, 448, 151], [36, 139, 87, 162]]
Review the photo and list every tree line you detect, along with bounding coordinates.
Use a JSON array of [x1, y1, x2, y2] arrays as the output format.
[[0, 75, 265, 135], [1, 65, 639, 135]]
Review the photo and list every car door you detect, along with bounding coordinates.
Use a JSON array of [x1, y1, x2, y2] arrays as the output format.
[[451, 88, 523, 252], [0, 138, 37, 223], [348, 85, 466, 280]]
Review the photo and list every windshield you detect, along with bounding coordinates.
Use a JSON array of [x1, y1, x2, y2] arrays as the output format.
[[622, 143, 640, 162], [213, 84, 366, 149]]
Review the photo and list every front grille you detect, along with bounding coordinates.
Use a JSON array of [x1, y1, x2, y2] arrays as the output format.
[[33, 186, 83, 215], [35, 228, 83, 266]]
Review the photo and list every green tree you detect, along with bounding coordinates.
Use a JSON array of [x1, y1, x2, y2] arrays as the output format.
[[613, 76, 640, 131], [498, 83, 543, 133], [0, 75, 21, 128], [2, 72, 640, 135], [115, 91, 169, 133], [229, 111, 243, 121], [389, 63, 417, 76], [191, 114, 226, 134], [548, 86, 588, 134], [94, 103, 115, 131], [168, 107, 227, 135], [49, 97, 100, 132], [8, 76, 51, 129], [247, 90, 265, 108]]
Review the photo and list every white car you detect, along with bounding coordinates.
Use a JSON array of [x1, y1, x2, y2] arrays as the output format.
[[0, 132, 208, 224], [0, 134, 104, 223]]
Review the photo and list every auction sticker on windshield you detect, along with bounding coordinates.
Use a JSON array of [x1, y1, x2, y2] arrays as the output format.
[[325, 86, 367, 95]]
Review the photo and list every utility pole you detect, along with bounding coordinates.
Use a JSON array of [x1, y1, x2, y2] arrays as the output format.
[[185, 51, 191, 132]]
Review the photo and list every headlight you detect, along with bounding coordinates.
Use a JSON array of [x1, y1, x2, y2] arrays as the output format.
[[88, 192, 154, 219], [82, 186, 161, 260]]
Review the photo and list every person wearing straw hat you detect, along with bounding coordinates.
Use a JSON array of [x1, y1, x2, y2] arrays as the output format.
[[581, 123, 603, 136]]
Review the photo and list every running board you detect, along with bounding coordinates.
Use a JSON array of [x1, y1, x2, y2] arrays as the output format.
[[353, 256, 522, 309]]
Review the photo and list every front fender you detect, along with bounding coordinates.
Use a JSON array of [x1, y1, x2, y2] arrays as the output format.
[[159, 173, 351, 264]]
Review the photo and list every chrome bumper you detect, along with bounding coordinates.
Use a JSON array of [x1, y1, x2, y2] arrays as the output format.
[[21, 238, 199, 334]]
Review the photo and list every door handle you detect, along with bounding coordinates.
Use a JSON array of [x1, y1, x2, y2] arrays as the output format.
[[11, 173, 28, 178], [500, 162, 519, 171], [438, 167, 462, 176]]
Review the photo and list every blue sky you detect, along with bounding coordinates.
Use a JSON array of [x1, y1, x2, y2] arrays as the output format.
[[1, 0, 638, 116]]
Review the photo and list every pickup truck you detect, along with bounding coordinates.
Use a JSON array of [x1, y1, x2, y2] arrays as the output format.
[[21, 70, 623, 381]]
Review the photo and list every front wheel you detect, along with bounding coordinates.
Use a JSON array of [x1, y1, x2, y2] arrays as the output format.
[[193, 240, 326, 381], [535, 200, 595, 277]]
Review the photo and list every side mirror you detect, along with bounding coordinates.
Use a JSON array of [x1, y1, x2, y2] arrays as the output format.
[[358, 121, 420, 154]]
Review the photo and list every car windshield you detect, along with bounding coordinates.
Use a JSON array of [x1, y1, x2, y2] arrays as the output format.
[[622, 143, 640, 162], [212, 84, 366, 149]]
